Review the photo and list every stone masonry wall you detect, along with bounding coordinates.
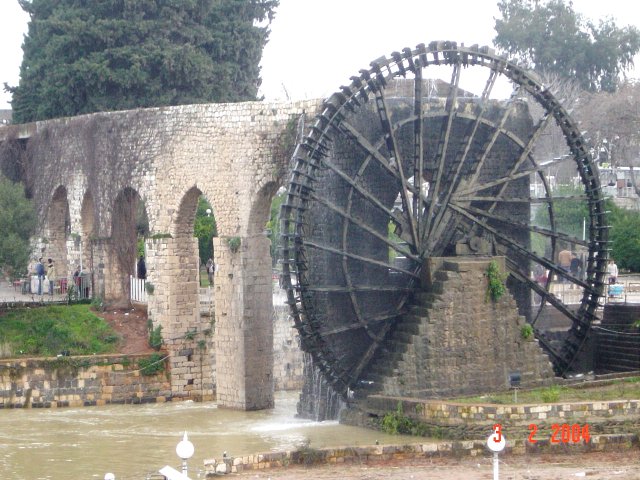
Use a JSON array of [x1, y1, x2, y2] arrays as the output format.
[[0, 354, 171, 408], [213, 235, 274, 410], [361, 394, 640, 440], [0, 98, 322, 409], [272, 300, 304, 391], [365, 257, 555, 398]]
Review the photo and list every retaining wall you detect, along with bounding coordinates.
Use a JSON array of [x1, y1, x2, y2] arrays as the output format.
[[0, 353, 171, 408], [203, 434, 639, 475], [350, 395, 640, 440]]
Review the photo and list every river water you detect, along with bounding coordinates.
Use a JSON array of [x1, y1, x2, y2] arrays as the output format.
[[0, 391, 422, 480]]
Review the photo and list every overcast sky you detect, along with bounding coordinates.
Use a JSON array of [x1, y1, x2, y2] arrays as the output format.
[[0, 0, 638, 109]]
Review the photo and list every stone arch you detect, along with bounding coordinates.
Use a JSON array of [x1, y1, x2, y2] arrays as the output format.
[[172, 185, 219, 268], [146, 185, 216, 400], [109, 187, 148, 304], [79, 191, 96, 274], [45, 185, 70, 276], [247, 180, 280, 236], [174, 186, 202, 237]]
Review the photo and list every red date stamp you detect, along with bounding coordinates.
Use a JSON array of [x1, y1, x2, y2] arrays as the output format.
[[528, 423, 590, 443]]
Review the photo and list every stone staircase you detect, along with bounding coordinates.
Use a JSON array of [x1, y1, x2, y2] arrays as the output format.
[[357, 257, 555, 399]]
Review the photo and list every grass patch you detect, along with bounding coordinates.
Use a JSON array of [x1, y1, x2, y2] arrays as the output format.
[[450, 377, 640, 404], [0, 305, 120, 357]]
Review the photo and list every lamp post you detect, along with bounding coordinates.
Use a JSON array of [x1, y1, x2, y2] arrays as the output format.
[[487, 425, 506, 480], [176, 432, 195, 476], [205, 208, 212, 217]]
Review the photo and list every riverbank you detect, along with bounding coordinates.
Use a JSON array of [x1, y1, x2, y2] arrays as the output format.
[[206, 432, 639, 476], [230, 450, 640, 479]]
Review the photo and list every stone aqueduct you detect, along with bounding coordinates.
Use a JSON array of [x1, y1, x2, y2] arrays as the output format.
[[1, 99, 322, 410]]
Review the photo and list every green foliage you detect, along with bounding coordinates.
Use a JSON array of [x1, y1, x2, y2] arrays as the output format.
[[194, 196, 217, 265], [137, 237, 145, 259], [494, 0, 640, 92], [91, 295, 105, 312], [148, 321, 163, 350], [608, 201, 640, 272], [0, 305, 119, 357], [294, 443, 326, 466], [266, 190, 285, 264], [0, 175, 37, 280], [540, 385, 562, 403], [486, 261, 507, 302], [380, 401, 430, 437], [388, 220, 403, 262], [138, 353, 166, 376], [144, 282, 155, 295], [227, 236, 241, 253], [521, 323, 534, 340], [533, 185, 588, 240], [9, 0, 279, 123]]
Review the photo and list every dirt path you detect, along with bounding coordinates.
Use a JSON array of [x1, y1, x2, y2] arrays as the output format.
[[233, 452, 640, 479], [97, 307, 154, 355]]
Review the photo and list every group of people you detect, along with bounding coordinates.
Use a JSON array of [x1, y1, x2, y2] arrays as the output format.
[[34, 257, 57, 295], [533, 250, 584, 289], [533, 249, 620, 288]]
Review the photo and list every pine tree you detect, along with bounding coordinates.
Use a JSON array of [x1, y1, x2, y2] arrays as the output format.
[[7, 0, 278, 123]]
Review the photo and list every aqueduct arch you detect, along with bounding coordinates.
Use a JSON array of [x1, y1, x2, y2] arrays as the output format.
[[0, 99, 321, 409], [45, 185, 70, 273]]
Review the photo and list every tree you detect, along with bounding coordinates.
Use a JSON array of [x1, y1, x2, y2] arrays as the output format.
[[575, 81, 640, 180], [494, 0, 640, 92], [607, 201, 640, 272], [0, 175, 37, 279], [7, 0, 278, 123], [266, 189, 285, 265], [194, 196, 217, 266]]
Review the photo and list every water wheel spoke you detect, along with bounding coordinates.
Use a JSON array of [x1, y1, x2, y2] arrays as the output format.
[[318, 156, 408, 229], [427, 85, 501, 247], [449, 203, 597, 293], [307, 285, 414, 293], [457, 152, 577, 197], [337, 120, 418, 197], [453, 194, 590, 204], [484, 113, 554, 219], [309, 192, 421, 262], [422, 63, 461, 247], [373, 86, 419, 248], [449, 201, 590, 248], [481, 69, 498, 102], [318, 311, 404, 338], [413, 62, 424, 239], [302, 240, 420, 279]]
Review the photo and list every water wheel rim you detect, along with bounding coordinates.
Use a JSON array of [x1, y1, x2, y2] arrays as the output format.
[[280, 41, 608, 397]]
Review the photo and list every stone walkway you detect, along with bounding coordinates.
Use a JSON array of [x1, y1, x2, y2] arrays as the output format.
[[0, 280, 67, 303], [233, 452, 640, 480]]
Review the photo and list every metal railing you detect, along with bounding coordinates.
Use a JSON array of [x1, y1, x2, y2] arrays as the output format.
[[130, 275, 147, 303]]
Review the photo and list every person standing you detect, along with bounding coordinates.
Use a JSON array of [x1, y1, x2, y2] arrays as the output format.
[[206, 258, 214, 286], [569, 253, 582, 288], [137, 255, 147, 280], [47, 259, 57, 295], [35, 257, 46, 295], [558, 249, 572, 283], [607, 259, 619, 284]]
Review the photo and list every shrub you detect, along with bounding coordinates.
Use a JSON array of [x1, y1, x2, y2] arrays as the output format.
[[486, 260, 507, 302], [138, 353, 166, 376], [521, 324, 534, 340]]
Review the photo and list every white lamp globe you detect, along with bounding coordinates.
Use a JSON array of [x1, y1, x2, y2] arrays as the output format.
[[176, 432, 195, 460]]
